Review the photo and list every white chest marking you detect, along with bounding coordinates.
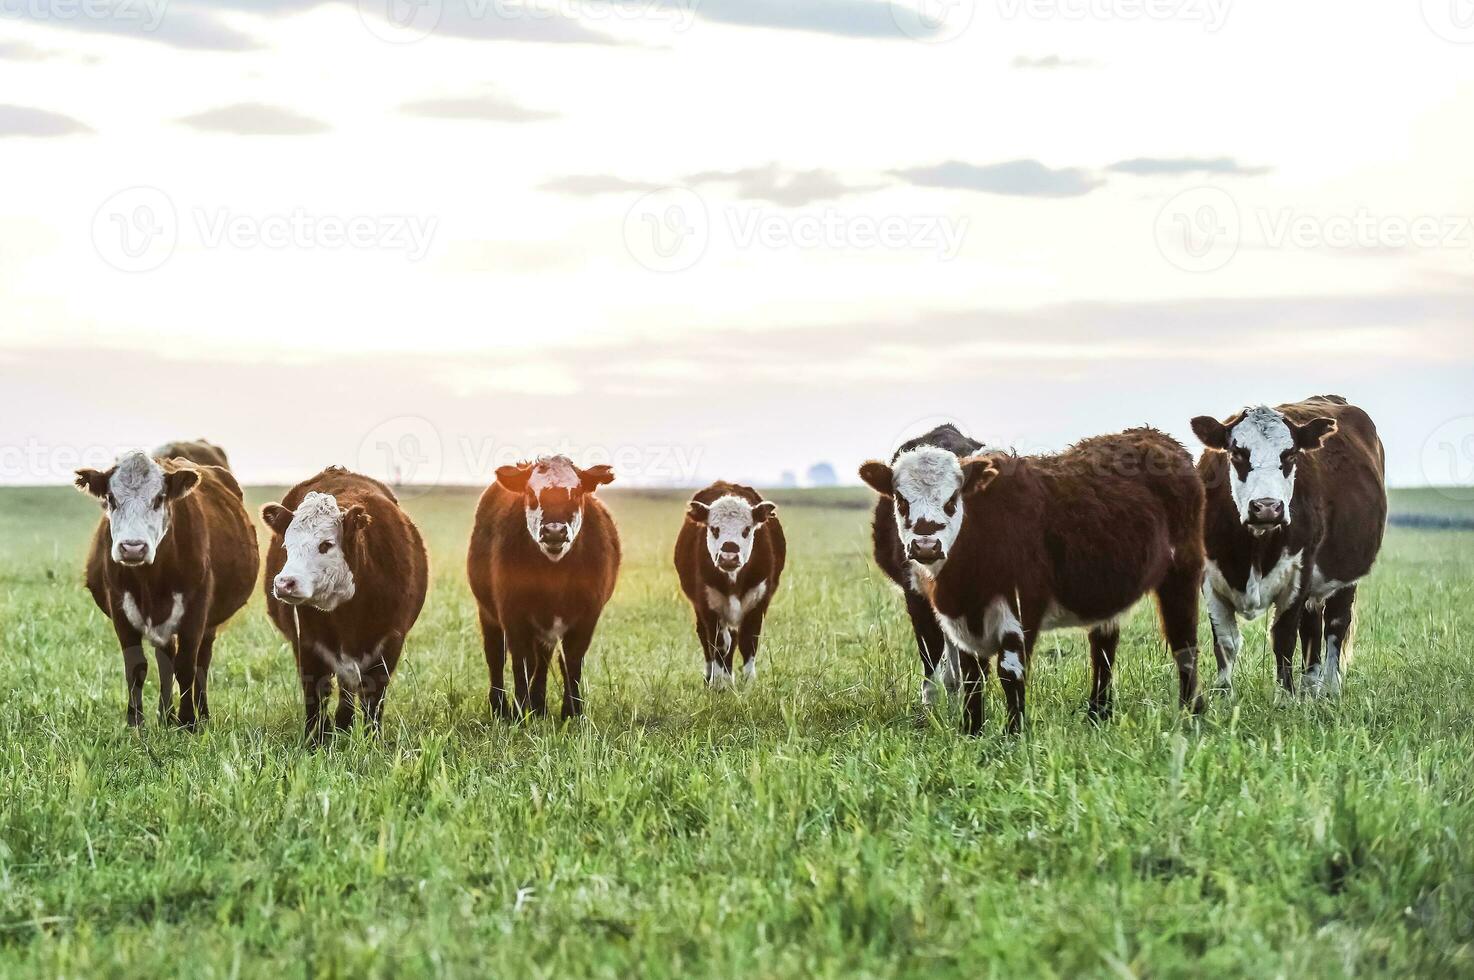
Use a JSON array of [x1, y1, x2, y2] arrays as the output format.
[[704, 582, 767, 629], [1206, 552, 1302, 620], [122, 592, 185, 648], [936, 596, 1021, 658]]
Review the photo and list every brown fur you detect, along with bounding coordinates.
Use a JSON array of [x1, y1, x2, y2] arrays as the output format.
[[81, 460, 258, 728], [154, 439, 231, 471], [674, 481, 787, 683], [870, 428, 1205, 735], [466, 465, 621, 720], [1195, 396, 1386, 691], [261, 466, 428, 743]]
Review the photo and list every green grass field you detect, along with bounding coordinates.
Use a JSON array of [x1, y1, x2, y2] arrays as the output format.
[[1, 485, 1471, 978]]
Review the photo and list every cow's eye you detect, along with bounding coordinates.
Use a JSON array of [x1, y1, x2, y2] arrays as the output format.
[[896, 496, 910, 519], [742, 527, 751, 538], [106, 493, 117, 509], [1280, 449, 1296, 475], [319, 541, 333, 554], [1231, 447, 1249, 463], [943, 493, 959, 517], [710, 526, 719, 538], [152, 493, 165, 509]]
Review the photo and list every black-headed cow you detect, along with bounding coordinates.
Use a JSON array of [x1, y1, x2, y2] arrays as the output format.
[[675, 481, 786, 688], [1191, 395, 1386, 696]]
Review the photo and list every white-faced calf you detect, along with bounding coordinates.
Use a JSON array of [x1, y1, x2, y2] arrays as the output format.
[[869, 423, 984, 707], [1191, 395, 1386, 696], [675, 482, 785, 688], [78, 451, 258, 728], [467, 456, 620, 720], [261, 466, 428, 744], [861, 428, 1206, 735]]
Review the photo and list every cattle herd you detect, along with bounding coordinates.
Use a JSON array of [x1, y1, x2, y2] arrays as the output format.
[[74, 397, 1387, 743]]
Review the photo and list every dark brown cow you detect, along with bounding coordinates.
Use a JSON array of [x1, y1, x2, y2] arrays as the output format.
[[77, 451, 258, 728], [467, 455, 620, 720], [675, 481, 786, 687], [154, 439, 231, 470], [261, 466, 428, 744], [1191, 395, 1386, 696], [870, 423, 985, 706], [861, 428, 1206, 735]]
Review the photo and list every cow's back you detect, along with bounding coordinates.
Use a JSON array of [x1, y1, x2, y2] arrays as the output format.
[[156, 439, 231, 471]]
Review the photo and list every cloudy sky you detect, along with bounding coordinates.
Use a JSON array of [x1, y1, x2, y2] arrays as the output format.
[[2, 0, 1471, 489]]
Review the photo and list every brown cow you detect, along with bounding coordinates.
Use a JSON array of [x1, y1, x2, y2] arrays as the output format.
[[261, 466, 428, 744], [1191, 395, 1386, 696], [77, 451, 258, 728], [154, 439, 231, 470], [467, 455, 620, 720], [861, 428, 1206, 735], [675, 481, 786, 688]]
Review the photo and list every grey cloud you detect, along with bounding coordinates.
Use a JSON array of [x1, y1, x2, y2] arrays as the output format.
[[1107, 156, 1271, 177], [0, 104, 92, 137], [176, 102, 330, 135], [683, 164, 883, 206], [892, 159, 1103, 198], [1011, 55, 1097, 69], [539, 175, 666, 196], [399, 95, 558, 123]]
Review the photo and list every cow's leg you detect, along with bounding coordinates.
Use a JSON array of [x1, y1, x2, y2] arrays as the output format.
[[559, 622, 595, 721], [1313, 585, 1357, 697], [905, 590, 948, 706], [958, 648, 989, 736], [1204, 585, 1242, 692], [694, 614, 716, 685], [1156, 567, 1205, 714], [111, 618, 148, 727], [707, 614, 736, 691], [505, 622, 537, 719], [478, 610, 510, 720], [171, 609, 208, 731], [529, 640, 554, 717], [333, 688, 357, 732], [298, 643, 334, 747], [194, 630, 216, 723], [1299, 601, 1324, 684], [998, 631, 1030, 736], [1270, 602, 1301, 695], [738, 609, 764, 683], [1086, 621, 1120, 723], [153, 638, 177, 727], [359, 634, 402, 735]]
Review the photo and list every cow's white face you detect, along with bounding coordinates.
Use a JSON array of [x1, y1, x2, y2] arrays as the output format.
[[688, 494, 776, 578], [495, 455, 614, 562], [74, 451, 199, 566], [262, 491, 367, 612], [1192, 406, 1338, 533], [860, 447, 997, 574]]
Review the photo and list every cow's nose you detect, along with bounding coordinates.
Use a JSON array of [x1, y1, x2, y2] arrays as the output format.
[[274, 575, 300, 596], [1249, 498, 1285, 524], [541, 523, 569, 542], [913, 519, 944, 536], [908, 538, 945, 564], [117, 540, 147, 562], [720, 541, 740, 554]]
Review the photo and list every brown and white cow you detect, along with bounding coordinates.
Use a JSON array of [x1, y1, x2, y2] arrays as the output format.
[[1191, 395, 1386, 696], [870, 423, 985, 707], [467, 456, 620, 720], [78, 451, 258, 728], [861, 428, 1206, 735], [261, 466, 428, 744], [154, 439, 231, 471], [675, 481, 786, 688]]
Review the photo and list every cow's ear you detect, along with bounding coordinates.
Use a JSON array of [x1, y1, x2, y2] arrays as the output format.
[[752, 501, 777, 525], [959, 456, 998, 497], [686, 499, 710, 524], [1191, 415, 1231, 451], [74, 468, 109, 498], [578, 464, 615, 493], [1294, 417, 1338, 451], [341, 505, 372, 538], [260, 503, 294, 535], [858, 461, 893, 497], [495, 463, 533, 494], [164, 467, 200, 500]]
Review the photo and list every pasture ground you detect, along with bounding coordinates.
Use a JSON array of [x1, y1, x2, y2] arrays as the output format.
[[0, 485, 1471, 978]]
